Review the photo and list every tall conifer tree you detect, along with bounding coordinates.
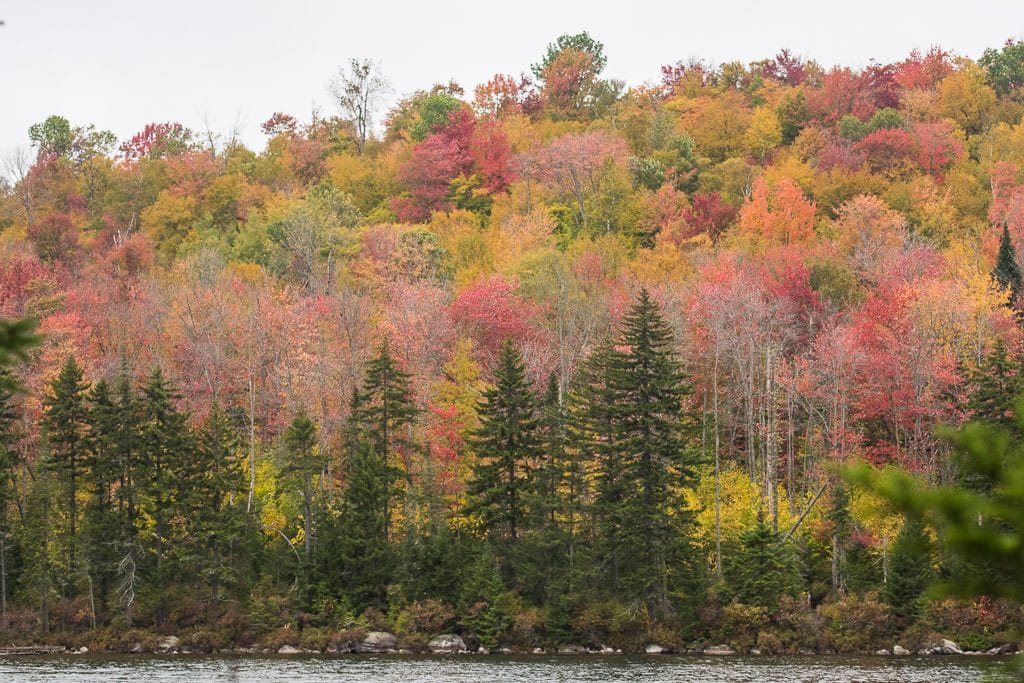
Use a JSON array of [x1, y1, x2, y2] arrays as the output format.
[[138, 367, 196, 576], [993, 223, 1023, 307], [338, 440, 393, 610], [571, 290, 698, 623], [349, 341, 417, 540], [41, 356, 91, 574], [467, 340, 541, 557]]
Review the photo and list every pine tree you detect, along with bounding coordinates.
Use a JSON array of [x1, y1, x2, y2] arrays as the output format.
[[992, 223, 1023, 307], [961, 340, 1024, 500], [568, 340, 625, 590], [82, 379, 125, 622], [729, 514, 798, 612], [829, 483, 852, 594], [883, 515, 933, 623], [0, 317, 39, 377], [467, 340, 541, 550], [349, 341, 418, 541], [966, 340, 1023, 431], [112, 369, 142, 526], [20, 465, 59, 632], [615, 289, 697, 621], [458, 548, 508, 651], [546, 372, 589, 601], [108, 368, 144, 624], [517, 373, 571, 604], [281, 409, 320, 569], [0, 369, 19, 626], [572, 290, 698, 623], [191, 403, 252, 599], [137, 367, 196, 578], [338, 440, 393, 610], [41, 356, 91, 575]]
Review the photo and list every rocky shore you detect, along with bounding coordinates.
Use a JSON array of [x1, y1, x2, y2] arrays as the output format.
[[1, 632, 1018, 658]]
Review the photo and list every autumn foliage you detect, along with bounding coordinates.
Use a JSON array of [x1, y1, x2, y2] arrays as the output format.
[[2, 33, 1024, 649]]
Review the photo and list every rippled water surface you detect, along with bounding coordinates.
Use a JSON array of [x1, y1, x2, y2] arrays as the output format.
[[0, 654, 1016, 682]]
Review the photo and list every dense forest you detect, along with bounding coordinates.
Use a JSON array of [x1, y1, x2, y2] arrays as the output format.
[[1, 32, 1024, 654]]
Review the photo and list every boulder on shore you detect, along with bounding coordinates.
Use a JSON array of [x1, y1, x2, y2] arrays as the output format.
[[987, 643, 1017, 655], [158, 635, 180, 652], [893, 645, 910, 655], [703, 645, 735, 655], [277, 644, 301, 654], [326, 639, 355, 654], [357, 631, 398, 653], [557, 644, 587, 654], [919, 638, 962, 655], [645, 644, 668, 654], [428, 634, 467, 654]]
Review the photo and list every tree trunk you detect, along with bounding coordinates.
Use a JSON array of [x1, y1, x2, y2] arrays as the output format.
[[247, 374, 256, 514], [713, 349, 723, 582]]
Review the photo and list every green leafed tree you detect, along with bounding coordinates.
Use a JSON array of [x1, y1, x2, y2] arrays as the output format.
[[980, 39, 1024, 97]]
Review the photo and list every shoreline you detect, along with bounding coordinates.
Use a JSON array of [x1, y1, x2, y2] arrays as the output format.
[[0, 644, 1017, 658]]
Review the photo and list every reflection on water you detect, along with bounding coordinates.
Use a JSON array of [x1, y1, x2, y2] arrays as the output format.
[[0, 654, 1015, 683]]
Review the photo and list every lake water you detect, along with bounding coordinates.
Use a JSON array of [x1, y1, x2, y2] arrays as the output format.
[[0, 654, 1016, 682]]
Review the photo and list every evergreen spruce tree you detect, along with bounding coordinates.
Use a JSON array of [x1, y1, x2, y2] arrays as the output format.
[[338, 440, 393, 610], [547, 372, 589, 602], [467, 340, 541, 552], [572, 290, 698, 623], [517, 373, 571, 604], [966, 340, 1023, 431], [192, 402, 252, 599], [137, 368, 196, 579], [393, 524, 466, 606], [0, 369, 19, 626], [729, 514, 798, 612], [960, 340, 1024, 503], [112, 369, 142, 526], [281, 409, 320, 573], [109, 368, 144, 623], [829, 483, 852, 594], [568, 340, 625, 591], [883, 515, 934, 624], [20, 465, 59, 632], [458, 548, 508, 651], [82, 379, 125, 622], [0, 317, 39, 377], [614, 289, 697, 622], [844, 539, 883, 595], [992, 223, 1023, 307], [349, 340, 417, 541], [41, 356, 91, 576]]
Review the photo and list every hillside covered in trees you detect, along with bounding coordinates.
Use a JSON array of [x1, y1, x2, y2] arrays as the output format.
[[1, 33, 1024, 654]]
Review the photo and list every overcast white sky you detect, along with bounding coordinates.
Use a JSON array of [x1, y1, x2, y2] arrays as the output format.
[[1, 0, 1023, 158]]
